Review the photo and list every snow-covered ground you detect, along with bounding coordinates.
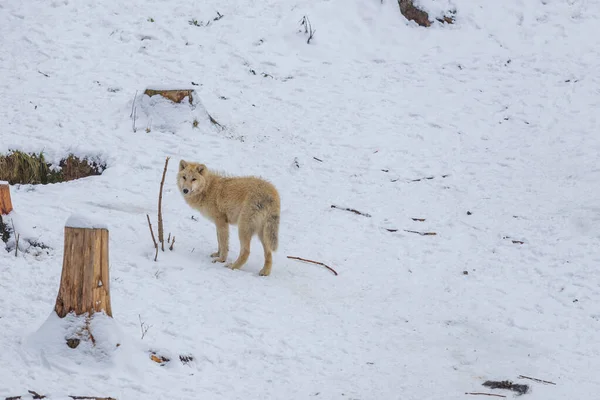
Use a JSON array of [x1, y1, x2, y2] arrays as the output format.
[[1, 0, 600, 398]]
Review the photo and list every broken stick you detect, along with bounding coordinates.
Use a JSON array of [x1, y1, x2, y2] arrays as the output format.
[[287, 256, 338, 276], [331, 205, 371, 218], [404, 230, 437, 236], [517, 375, 556, 385], [146, 214, 158, 262], [465, 393, 506, 398]]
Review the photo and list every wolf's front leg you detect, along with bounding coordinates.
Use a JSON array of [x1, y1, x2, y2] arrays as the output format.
[[211, 218, 229, 263]]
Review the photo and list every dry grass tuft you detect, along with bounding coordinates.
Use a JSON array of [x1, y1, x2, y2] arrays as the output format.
[[0, 150, 105, 185]]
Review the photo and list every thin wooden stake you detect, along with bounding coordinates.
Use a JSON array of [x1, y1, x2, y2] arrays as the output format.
[[157, 157, 170, 251], [287, 256, 338, 276], [146, 214, 158, 262]]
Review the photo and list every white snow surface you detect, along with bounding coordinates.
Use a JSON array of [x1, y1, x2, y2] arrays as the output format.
[[65, 213, 109, 230], [1, 0, 600, 399]]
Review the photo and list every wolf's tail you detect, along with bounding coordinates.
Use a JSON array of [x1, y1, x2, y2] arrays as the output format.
[[263, 213, 280, 252]]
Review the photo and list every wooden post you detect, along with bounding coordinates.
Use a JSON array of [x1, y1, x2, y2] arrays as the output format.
[[0, 181, 13, 215], [54, 215, 112, 318]]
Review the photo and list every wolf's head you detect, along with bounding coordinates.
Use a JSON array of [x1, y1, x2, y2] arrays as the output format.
[[177, 160, 208, 197]]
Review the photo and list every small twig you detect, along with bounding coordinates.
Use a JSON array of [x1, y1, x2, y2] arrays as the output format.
[[132, 107, 137, 132], [37, 70, 50, 77], [146, 214, 158, 262], [130, 90, 138, 118], [169, 236, 175, 251], [299, 16, 316, 44], [465, 393, 506, 398], [6, 395, 115, 400], [331, 205, 371, 217], [213, 11, 224, 21], [517, 375, 556, 385], [385, 228, 398, 232], [404, 230, 437, 236], [313, 157, 323, 162], [287, 256, 338, 276], [208, 113, 223, 129], [11, 219, 19, 257], [158, 157, 170, 251], [139, 314, 152, 340], [411, 218, 426, 222], [167, 232, 171, 243]]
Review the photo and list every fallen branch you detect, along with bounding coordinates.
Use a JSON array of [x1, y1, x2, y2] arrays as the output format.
[[157, 157, 170, 251], [5, 392, 115, 400], [404, 230, 437, 236], [465, 393, 506, 398], [331, 205, 371, 217], [287, 256, 338, 276], [146, 214, 158, 262], [69, 397, 116, 400], [517, 375, 556, 385]]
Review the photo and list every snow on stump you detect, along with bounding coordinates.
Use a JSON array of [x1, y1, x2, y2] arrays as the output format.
[[54, 214, 112, 322], [133, 86, 223, 133], [398, 0, 455, 27], [0, 181, 13, 215]]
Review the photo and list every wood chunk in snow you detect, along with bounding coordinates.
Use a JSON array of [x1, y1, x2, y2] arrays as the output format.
[[143, 88, 194, 104]]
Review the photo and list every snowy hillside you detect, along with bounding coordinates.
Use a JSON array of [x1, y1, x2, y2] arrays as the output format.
[[1, 0, 600, 398]]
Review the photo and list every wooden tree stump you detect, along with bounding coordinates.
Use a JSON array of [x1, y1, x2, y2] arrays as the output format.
[[143, 88, 194, 104], [0, 181, 13, 215], [54, 215, 112, 318]]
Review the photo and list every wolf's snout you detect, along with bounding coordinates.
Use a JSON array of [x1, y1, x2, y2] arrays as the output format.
[[183, 188, 189, 194]]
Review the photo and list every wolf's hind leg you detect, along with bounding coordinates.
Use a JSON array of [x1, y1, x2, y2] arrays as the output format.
[[227, 224, 252, 271]]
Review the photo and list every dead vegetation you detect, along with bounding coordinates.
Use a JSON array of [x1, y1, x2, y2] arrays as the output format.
[[0, 150, 105, 185], [397, 0, 456, 27]]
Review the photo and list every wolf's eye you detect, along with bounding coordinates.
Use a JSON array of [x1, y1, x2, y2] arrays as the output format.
[[191, 178, 197, 182], [183, 176, 187, 181]]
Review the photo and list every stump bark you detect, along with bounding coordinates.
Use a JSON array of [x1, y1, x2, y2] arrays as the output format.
[[0, 182, 13, 215], [54, 225, 112, 318]]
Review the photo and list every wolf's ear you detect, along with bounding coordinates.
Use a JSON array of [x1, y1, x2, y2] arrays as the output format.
[[179, 160, 188, 171], [197, 164, 207, 175]]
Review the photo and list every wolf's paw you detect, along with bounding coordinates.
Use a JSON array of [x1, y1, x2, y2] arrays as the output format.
[[259, 268, 271, 277], [212, 257, 227, 263], [210, 251, 220, 258], [226, 263, 241, 270]]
